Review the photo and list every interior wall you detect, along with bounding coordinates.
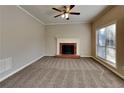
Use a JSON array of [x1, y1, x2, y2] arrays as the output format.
[[92, 6, 124, 76], [45, 23, 91, 57], [0, 17, 2, 61], [0, 6, 45, 80]]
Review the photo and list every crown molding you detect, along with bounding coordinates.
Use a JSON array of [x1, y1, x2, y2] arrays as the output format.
[[16, 5, 90, 26], [91, 5, 116, 23], [45, 21, 90, 26], [16, 5, 45, 25]]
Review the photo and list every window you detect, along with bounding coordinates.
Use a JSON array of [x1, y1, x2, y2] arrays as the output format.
[[96, 24, 116, 65]]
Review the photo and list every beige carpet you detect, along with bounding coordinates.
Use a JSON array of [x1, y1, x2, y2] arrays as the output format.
[[0, 56, 124, 88]]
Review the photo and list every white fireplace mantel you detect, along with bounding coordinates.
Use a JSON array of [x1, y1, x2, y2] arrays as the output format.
[[56, 38, 80, 55]]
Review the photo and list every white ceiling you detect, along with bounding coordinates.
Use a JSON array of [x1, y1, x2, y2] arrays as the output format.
[[21, 5, 108, 25]]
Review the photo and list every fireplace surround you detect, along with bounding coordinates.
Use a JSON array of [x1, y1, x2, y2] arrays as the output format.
[[56, 38, 80, 58]]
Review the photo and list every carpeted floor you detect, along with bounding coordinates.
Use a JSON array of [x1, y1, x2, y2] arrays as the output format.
[[0, 56, 124, 88]]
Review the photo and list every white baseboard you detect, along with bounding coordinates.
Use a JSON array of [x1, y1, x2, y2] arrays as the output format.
[[91, 56, 124, 80], [45, 55, 92, 58], [80, 56, 92, 57], [1, 56, 123, 83], [0, 55, 44, 82]]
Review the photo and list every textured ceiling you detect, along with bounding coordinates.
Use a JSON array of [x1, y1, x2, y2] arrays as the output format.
[[21, 5, 108, 25]]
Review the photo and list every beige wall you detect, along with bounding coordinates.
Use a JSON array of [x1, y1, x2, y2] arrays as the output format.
[[92, 6, 124, 76], [0, 6, 91, 81], [0, 17, 2, 60], [45, 23, 91, 57], [0, 6, 45, 80], [2, 5, 124, 81]]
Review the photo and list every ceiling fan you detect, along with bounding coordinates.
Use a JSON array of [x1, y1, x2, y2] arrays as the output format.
[[52, 5, 80, 20]]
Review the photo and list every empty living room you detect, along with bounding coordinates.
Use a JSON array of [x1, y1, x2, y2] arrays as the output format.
[[0, 2, 124, 89]]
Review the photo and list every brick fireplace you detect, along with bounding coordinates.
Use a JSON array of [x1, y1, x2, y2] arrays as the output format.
[[56, 38, 80, 58]]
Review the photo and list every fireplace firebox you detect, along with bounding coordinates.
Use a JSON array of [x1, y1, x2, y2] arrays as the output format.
[[60, 43, 76, 55]]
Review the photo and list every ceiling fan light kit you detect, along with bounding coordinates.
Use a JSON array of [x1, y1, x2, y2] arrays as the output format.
[[61, 13, 69, 19], [65, 13, 69, 19], [52, 5, 80, 20], [61, 14, 65, 18]]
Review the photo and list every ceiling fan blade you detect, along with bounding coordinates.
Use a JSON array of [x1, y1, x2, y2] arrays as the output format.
[[54, 14, 62, 18], [63, 6, 66, 9], [69, 5, 75, 10], [70, 12, 80, 15], [52, 8, 62, 12]]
